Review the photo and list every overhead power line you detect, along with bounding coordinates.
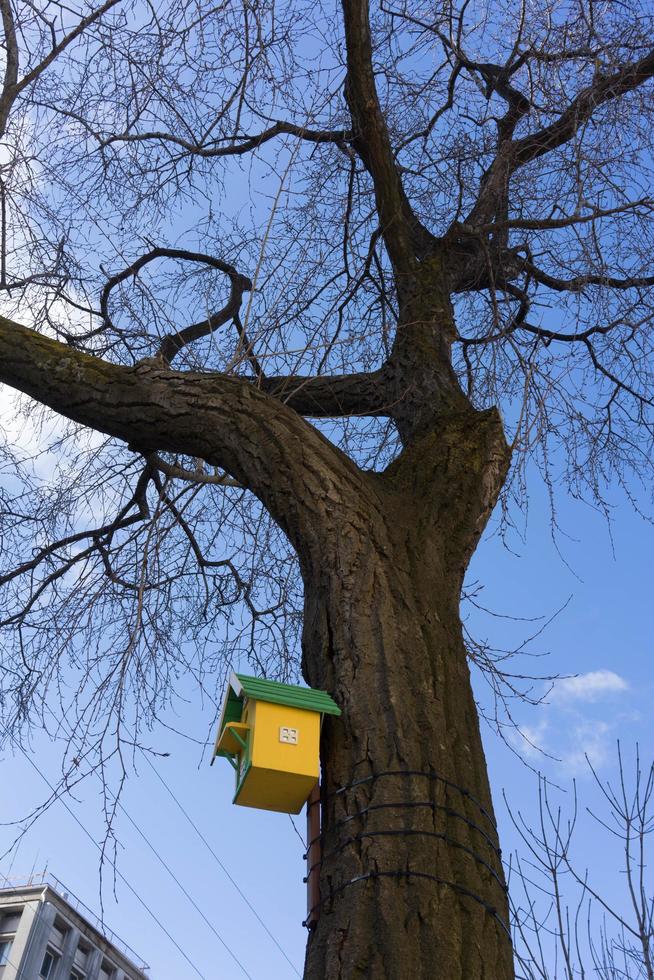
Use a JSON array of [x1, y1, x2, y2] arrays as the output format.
[[1, 724, 208, 980], [114, 797, 253, 979], [39, 706, 255, 980], [3, 707, 302, 980], [142, 752, 302, 978]]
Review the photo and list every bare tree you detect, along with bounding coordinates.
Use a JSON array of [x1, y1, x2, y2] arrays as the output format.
[[510, 746, 654, 980], [1, 0, 654, 976]]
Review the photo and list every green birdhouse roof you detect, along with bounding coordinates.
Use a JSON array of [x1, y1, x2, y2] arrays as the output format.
[[232, 673, 341, 715]]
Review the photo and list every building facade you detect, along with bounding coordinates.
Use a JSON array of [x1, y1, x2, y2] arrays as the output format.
[[0, 875, 148, 980]]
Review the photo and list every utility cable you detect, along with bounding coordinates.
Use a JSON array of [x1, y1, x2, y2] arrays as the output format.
[[113, 797, 253, 979], [1, 725, 208, 980], [39, 706, 255, 980], [142, 751, 302, 978]]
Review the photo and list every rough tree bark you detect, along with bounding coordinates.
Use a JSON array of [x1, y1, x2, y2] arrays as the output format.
[[302, 408, 512, 979]]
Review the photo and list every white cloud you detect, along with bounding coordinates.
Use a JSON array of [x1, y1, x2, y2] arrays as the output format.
[[0, 385, 66, 481], [559, 720, 612, 775], [511, 719, 550, 760], [508, 671, 631, 775], [552, 669, 628, 703]]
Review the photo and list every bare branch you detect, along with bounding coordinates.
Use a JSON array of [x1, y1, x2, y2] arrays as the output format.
[[101, 120, 352, 157], [146, 453, 242, 488], [0, 0, 19, 136], [98, 247, 252, 364], [520, 258, 654, 294], [0, 0, 120, 136], [342, 0, 435, 273], [511, 47, 654, 170], [467, 200, 654, 234]]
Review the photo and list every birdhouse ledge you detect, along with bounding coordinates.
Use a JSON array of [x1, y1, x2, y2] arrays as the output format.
[[215, 721, 250, 756]]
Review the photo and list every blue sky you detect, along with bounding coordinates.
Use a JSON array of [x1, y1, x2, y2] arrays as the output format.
[[1, 2, 653, 974], [1, 442, 652, 978]]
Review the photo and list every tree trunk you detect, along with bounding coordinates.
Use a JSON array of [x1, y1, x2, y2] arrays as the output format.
[[301, 407, 514, 980], [0, 313, 514, 979]]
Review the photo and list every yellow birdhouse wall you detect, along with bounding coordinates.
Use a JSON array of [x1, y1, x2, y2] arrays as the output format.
[[235, 699, 320, 813]]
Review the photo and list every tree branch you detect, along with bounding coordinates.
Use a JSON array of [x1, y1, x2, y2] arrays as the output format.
[[0, 465, 151, 588], [341, 0, 435, 273], [16, 0, 121, 96], [511, 46, 654, 169], [519, 257, 654, 293], [0, 314, 381, 555], [468, 200, 653, 234], [465, 45, 654, 233], [0, 0, 120, 136], [0, 0, 19, 136], [98, 247, 252, 364], [145, 453, 242, 487], [258, 369, 388, 418], [100, 120, 351, 157]]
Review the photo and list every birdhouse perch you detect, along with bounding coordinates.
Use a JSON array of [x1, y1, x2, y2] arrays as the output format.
[[212, 673, 341, 814]]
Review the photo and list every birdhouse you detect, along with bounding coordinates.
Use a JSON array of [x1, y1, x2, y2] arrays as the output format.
[[212, 673, 341, 814]]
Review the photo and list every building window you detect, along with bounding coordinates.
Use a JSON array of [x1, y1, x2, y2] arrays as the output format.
[[0, 912, 22, 934], [0, 939, 13, 967], [51, 921, 67, 950], [40, 948, 59, 978], [70, 970, 85, 980], [73, 944, 89, 969]]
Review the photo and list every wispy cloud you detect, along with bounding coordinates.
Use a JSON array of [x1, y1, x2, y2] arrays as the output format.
[[509, 670, 631, 775], [559, 719, 612, 774], [552, 669, 628, 703], [513, 719, 550, 760]]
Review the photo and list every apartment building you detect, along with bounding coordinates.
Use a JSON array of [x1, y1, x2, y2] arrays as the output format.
[[0, 874, 148, 980]]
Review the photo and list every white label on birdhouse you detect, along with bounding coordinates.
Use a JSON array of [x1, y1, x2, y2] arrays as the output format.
[[279, 726, 298, 744]]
